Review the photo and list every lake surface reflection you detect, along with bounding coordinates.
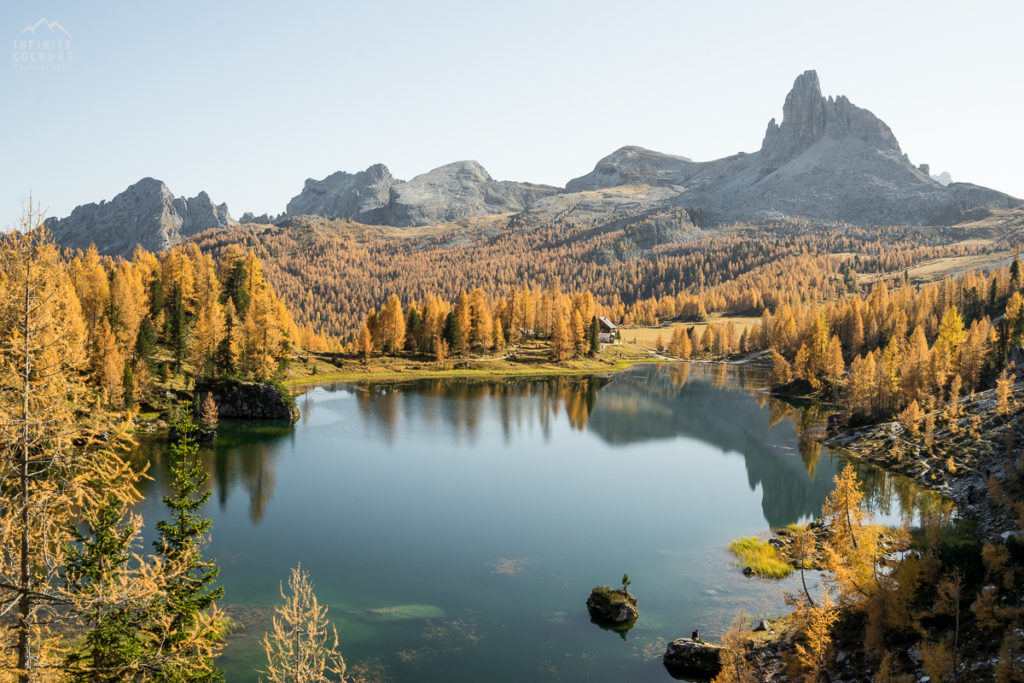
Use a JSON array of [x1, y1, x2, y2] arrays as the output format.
[[134, 363, 939, 682]]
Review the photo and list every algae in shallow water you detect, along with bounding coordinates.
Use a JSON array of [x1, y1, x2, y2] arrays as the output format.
[[365, 604, 446, 621]]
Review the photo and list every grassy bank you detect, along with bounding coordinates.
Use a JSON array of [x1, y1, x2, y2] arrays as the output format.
[[727, 536, 793, 579], [283, 340, 665, 389]]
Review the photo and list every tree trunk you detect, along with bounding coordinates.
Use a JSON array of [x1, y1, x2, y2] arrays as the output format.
[[17, 257, 32, 683]]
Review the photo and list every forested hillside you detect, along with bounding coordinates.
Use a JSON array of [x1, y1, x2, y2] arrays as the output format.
[[56, 237, 305, 408], [191, 211, 1017, 341]]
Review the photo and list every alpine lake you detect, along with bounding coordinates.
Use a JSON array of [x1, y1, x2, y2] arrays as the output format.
[[133, 362, 942, 682]]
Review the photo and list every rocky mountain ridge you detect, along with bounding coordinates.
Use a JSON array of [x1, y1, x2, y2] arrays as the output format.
[[284, 160, 560, 226], [46, 70, 1021, 255], [45, 177, 235, 256], [567, 70, 1021, 226]]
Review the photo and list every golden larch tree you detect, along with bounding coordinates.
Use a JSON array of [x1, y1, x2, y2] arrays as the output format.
[[260, 564, 346, 683], [0, 220, 139, 681]]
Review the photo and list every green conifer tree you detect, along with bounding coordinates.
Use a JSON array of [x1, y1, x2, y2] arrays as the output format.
[[443, 311, 463, 356], [152, 403, 224, 682], [64, 497, 149, 682], [122, 361, 135, 410], [136, 315, 158, 370], [588, 316, 601, 357], [215, 310, 235, 377]]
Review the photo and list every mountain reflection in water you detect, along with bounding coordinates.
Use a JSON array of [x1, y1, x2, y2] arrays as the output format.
[[311, 363, 937, 528], [138, 363, 940, 530]]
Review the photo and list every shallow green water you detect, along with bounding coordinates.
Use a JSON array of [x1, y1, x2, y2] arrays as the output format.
[[134, 363, 936, 682]]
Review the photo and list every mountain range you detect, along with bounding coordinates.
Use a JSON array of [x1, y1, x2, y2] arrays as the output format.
[[45, 70, 1022, 256], [45, 177, 236, 255]]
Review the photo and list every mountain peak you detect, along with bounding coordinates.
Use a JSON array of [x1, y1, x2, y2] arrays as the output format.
[[760, 69, 900, 170], [790, 69, 822, 100], [45, 179, 235, 256], [425, 160, 493, 182]]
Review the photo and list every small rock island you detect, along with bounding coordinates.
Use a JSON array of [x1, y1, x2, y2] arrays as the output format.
[[586, 585, 639, 626]]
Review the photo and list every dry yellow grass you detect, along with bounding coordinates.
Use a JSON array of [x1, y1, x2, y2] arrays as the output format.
[[621, 316, 760, 349], [857, 250, 1011, 286], [283, 339, 658, 388]]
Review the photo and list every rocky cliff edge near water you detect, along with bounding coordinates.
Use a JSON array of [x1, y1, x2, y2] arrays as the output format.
[[194, 379, 298, 423]]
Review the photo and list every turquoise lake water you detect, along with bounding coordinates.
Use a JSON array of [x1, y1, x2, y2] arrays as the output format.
[[134, 363, 934, 682]]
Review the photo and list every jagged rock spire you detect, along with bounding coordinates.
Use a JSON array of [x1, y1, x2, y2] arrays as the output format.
[[760, 69, 900, 170]]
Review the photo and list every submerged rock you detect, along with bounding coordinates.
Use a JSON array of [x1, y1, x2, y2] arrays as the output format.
[[663, 638, 723, 678], [586, 586, 638, 624]]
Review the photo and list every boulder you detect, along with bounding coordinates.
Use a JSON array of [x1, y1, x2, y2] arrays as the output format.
[[586, 586, 638, 624], [663, 638, 723, 678], [194, 379, 298, 423]]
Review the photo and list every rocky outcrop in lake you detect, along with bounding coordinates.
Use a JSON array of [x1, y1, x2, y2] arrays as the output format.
[[194, 380, 298, 423], [586, 586, 638, 625], [662, 637, 723, 678], [45, 177, 235, 256]]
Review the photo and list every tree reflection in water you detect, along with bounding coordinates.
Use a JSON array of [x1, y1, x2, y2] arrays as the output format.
[[138, 363, 941, 531], [135, 422, 291, 524], [338, 363, 940, 528]]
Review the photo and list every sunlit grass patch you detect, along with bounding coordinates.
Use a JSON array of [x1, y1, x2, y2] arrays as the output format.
[[728, 536, 792, 579]]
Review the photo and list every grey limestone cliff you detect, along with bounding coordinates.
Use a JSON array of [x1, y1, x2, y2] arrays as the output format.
[[566, 70, 1021, 226], [284, 160, 560, 226], [46, 177, 235, 256]]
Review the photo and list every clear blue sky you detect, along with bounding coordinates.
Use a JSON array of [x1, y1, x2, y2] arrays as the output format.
[[3, 0, 1022, 223]]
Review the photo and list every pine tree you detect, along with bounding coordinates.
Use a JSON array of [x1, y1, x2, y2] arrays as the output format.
[[64, 497, 151, 682], [468, 288, 493, 353], [443, 311, 463, 356], [96, 317, 125, 406], [215, 306, 237, 377], [191, 300, 224, 379], [149, 268, 165, 318], [168, 283, 189, 370], [588, 316, 601, 357], [824, 335, 845, 386], [792, 525, 818, 606], [152, 403, 225, 682], [136, 314, 158, 370]]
